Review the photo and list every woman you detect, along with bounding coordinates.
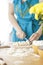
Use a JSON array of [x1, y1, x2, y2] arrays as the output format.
[[8, 0, 43, 42]]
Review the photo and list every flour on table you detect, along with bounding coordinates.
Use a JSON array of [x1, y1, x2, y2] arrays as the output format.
[[6, 41, 32, 57], [8, 47, 33, 57]]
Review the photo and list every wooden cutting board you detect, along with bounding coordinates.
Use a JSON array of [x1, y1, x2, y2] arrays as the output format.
[[0, 48, 43, 65]]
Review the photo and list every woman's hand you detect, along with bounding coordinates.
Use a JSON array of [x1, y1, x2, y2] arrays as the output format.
[[16, 30, 26, 39], [29, 33, 40, 42], [29, 24, 43, 42]]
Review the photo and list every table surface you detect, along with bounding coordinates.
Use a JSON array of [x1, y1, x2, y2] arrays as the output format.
[[0, 46, 43, 65]]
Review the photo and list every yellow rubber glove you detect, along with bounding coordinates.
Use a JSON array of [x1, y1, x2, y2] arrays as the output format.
[[29, 2, 43, 20]]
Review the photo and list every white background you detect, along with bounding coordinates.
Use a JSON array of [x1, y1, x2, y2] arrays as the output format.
[[0, 0, 12, 42]]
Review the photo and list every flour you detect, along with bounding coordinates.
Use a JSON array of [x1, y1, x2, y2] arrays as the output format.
[[8, 47, 33, 57], [12, 48, 33, 57], [32, 41, 43, 46], [4, 41, 32, 57], [13, 60, 24, 65]]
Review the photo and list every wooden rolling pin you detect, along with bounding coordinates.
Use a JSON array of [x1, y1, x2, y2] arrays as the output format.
[[0, 46, 10, 49]]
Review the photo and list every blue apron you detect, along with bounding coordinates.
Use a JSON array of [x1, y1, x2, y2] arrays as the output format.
[[11, 0, 43, 42]]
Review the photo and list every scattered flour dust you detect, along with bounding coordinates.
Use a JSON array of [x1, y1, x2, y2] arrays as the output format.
[[7, 41, 32, 57], [8, 47, 33, 57]]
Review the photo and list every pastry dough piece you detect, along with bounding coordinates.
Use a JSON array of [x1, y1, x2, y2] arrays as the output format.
[[18, 41, 30, 46]]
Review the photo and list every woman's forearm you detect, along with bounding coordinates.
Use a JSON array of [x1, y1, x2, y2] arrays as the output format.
[[9, 14, 22, 32], [36, 24, 43, 37], [8, 3, 22, 32]]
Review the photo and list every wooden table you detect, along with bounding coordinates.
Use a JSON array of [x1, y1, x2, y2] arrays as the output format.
[[0, 47, 43, 65]]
